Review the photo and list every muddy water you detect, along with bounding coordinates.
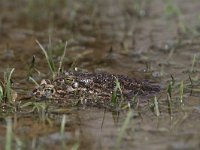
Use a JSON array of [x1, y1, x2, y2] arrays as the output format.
[[0, 0, 200, 149]]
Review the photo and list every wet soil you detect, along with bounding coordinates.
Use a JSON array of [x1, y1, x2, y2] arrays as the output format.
[[0, 0, 200, 149]]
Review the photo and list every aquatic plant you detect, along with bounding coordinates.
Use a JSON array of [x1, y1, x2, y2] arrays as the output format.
[[27, 55, 41, 78], [111, 77, 125, 110], [0, 68, 15, 103], [116, 110, 132, 148], [5, 118, 13, 150], [5, 68, 15, 102], [60, 115, 66, 136], [154, 96, 160, 117], [28, 76, 39, 87], [20, 101, 47, 114], [179, 80, 184, 104], [190, 54, 197, 73], [0, 81, 4, 102], [167, 82, 173, 116], [164, 0, 181, 18], [36, 40, 56, 78], [71, 143, 80, 150], [36, 40, 68, 79]]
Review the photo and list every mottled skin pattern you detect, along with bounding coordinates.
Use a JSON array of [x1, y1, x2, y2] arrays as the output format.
[[32, 71, 161, 106]]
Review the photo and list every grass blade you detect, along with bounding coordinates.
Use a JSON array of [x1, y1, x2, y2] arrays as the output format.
[[111, 77, 124, 105], [60, 115, 66, 136], [116, 110, 132, 147], [0, 83, 4, 102], [167, 93, 172, 116], [58, 41, 68, 74], [167, 82, 172, 99], [28, 76, 39, 87], [179, 80, 184, 104], [71, 143, 80, 150], [4, 68, 15, 102], [154, 96, 160, 117], [5, 118, 12, 150], [36, 40, 56, 78], [191, 54, 197, 73]]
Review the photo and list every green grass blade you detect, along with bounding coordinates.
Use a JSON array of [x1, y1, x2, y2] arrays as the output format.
[[0, 84, 4, 102], [167, 93, 172, 116], [28, 76, 39, 87], [111, 77, 124, 105], [179, 80, 184, 104], [5, 118, 12, 150], [60, 115, 66, 136], [58, 41, 68, 74], [191, 54, 197, 73], [164, 0, 181, 17], [36, 40, 56, 78], [5, 68, 15, 102], [111, 86, 118, 104], [154, 96, 160, 117], [71, 143, 80, 150], [116, 110, 132, 147], [167, 82, 172, 99]]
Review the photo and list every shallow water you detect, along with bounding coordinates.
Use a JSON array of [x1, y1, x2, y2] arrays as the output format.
[[0, 0, 200, 149]]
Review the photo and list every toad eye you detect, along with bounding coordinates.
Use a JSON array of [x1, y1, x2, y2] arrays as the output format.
[[44, 88, 55, 97], [72, 82, 79, 89], [44, 88, 54, 93], [64, 77, 74, 84]]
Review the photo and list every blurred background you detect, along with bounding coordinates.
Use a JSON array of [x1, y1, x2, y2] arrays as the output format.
[[0, 0, 200, 150]]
